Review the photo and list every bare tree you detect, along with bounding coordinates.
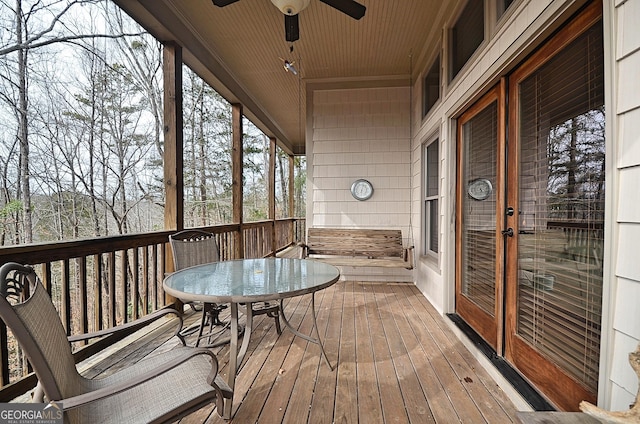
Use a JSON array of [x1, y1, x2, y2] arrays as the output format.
[[182, 68, 234, 227], [0, 0, 272, 246], [0, 0, 148, 244]]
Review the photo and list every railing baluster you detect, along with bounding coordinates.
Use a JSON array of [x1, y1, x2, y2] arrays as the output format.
[[0, 322, 8, 386], [78, 257, 88, 342], [93, 254, 102, 332], [61, 259, 71, 335], [153, 243, 159, 310], [143, 245, 149, 316], [108, 251, 116, 328], [42, 263, 52, 296], [159, 242, 166, 308], [132, 248, 139, 321], [120, 250, 128, 324]]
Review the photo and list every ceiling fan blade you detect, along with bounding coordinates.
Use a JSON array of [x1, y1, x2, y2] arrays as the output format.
[[285, 14, 300, 42], [212, 0, 240, 7], [319, 0, 366, 20]]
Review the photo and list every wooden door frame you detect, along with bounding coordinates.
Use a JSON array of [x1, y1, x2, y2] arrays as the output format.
[[455, 80, 507, 352], [504, 0, 602, 411]]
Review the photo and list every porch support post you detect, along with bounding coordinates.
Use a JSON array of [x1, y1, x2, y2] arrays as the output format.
[[288, 154, 295, 243], [269, 137, 277, 255], [162, 42, 183, 306], [232, 103, 244, 258], [163, 42, 184, 233]]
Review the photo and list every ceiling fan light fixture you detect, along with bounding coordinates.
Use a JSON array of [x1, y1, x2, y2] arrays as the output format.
[[270, 0, 311, 15]]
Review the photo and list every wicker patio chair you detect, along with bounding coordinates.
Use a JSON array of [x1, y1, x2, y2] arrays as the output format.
[[0, 262, 232, 424], [169, 229, 281, 347]]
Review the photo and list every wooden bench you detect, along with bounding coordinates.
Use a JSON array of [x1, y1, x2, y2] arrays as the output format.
[[302, 228, 414, 269]]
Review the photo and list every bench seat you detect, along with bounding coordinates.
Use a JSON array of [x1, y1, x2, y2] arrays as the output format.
[[303, 228, 414, 270]]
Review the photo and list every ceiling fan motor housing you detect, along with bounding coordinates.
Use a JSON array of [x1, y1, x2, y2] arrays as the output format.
[[271, 0, 311, 15]]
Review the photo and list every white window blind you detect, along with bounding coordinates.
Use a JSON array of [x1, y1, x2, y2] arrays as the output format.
[[461, 102, 498, 316], [516, 21, 604, 392]]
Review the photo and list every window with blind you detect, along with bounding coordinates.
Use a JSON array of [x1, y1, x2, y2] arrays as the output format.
[[423, 138, 439, 256], [516, 20, 604, 393]]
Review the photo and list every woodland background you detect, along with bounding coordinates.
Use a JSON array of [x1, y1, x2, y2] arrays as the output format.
[[0, 0, 306, 248]]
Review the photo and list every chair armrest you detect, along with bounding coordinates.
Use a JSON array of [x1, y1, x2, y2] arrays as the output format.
[[67, 308, 183, 344], [60, 348, 219, 411]]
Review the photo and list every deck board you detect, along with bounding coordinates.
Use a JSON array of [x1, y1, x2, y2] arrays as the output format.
[[334, 280, 358, 424], [354, 282, 384, 423], [403, 285, 501, 423], [369, 283, 415, 424], [281, 288, 329, 424], [396, 288, 460, 422], [255, 292, 321, 424], [73, 281, 520, 423], [386, 283, 440, 422], [306, 277, 343, 424], [408, 284, 519, 420]]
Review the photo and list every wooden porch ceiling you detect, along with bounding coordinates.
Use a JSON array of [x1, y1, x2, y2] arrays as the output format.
[[113, 0, 456, 155], [79, 281, 520, 422]]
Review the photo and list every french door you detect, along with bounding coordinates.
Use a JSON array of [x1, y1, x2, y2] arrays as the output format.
[[455, 1, 604, 410], [455, 83, 506, 352]]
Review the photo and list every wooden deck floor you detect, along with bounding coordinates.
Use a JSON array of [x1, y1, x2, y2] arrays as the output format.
[[79, 281, 520, 423]]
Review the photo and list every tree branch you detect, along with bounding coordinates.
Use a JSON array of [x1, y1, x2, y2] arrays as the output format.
[[0, 32, 147, 56]]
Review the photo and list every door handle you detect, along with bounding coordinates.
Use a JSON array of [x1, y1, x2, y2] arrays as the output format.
[[501, 228, 514, 237]]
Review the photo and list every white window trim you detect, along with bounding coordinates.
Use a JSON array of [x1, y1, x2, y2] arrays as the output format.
[[422, 135, 440, 260]]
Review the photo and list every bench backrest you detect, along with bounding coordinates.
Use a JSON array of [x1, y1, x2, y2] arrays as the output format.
[[307, 228, 404, 258]]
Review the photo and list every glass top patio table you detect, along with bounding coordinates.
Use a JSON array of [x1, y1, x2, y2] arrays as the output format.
[[163, 257, 340, 303], [163, 257, 340, 419]]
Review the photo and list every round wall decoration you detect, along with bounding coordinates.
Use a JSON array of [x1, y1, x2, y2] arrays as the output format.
[[467, 178, 493, 201], [351, 179, 374, 201]]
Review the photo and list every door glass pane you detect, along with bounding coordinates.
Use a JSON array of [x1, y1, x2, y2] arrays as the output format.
[[517, 22, 604, 392], [461, 101, 498, 316]]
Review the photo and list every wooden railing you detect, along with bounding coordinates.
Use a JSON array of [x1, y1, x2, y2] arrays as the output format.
[[0, 218, 303, 400]]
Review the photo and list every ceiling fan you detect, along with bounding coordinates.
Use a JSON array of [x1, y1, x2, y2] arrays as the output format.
[[212, 0, 366, 42]]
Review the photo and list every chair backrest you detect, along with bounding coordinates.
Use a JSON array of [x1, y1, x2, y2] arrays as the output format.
[[169, 230, 220, 270], [0, 262, 83, 402]]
